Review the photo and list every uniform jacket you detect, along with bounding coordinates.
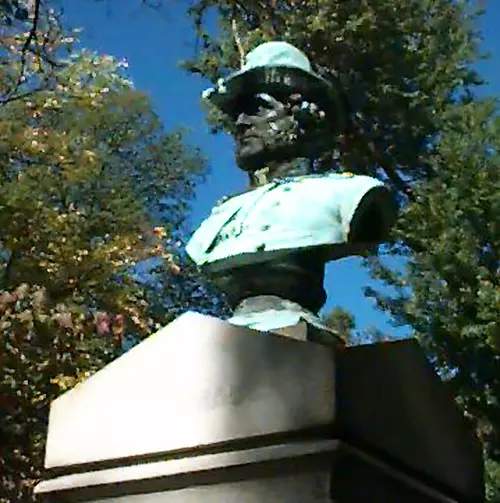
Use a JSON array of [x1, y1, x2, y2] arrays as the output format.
[[186, 173, 395, 270]]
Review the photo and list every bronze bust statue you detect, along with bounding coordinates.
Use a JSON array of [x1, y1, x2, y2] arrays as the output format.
[[187, 41, 396, 344]]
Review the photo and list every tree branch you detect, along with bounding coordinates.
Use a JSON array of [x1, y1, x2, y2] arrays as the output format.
[[1, 0, 42, 105], [347, 123, 414, 199], [0, 87, 45, 106], [2, 250, 19, 289], [231, 18, 246, 68]]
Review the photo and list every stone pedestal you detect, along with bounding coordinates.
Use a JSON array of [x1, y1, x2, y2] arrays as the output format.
[[34, 312, 484, 502]]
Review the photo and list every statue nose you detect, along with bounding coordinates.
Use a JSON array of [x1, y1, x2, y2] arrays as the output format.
[[235, 113, 253, 136], [235, 113, 252, 127]]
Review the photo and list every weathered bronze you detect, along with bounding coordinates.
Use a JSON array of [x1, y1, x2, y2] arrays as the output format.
[[187, 41, 396, 342]]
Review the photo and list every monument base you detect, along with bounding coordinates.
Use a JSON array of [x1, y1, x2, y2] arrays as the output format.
[[35, 440, 463, 503], [273, 320, 345, 347], [34, 312, 484, 502]]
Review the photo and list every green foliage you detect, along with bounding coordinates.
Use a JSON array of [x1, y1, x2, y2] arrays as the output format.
[[486, 459, 500, 502], [321, 306, 355, 343], [0, 9, 212, 501], [0, 46, 207, 311], [366, 99, 500, 464], [322, 306, 390, 346], [0, 284, 122, 500], [1, 0, 30, 24]]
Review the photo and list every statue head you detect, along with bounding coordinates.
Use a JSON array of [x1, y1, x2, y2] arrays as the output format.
[[202, 42, 346, 181]]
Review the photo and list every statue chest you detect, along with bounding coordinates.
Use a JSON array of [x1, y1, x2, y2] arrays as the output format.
[[186, 174, 392, 268]]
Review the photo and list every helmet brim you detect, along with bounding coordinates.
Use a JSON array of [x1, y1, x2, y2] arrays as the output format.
[[205, 66, 344, 122]]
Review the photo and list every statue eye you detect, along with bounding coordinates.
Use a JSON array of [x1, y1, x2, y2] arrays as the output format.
[[239, 96, 272, 115], [232, 93, 283, 119]]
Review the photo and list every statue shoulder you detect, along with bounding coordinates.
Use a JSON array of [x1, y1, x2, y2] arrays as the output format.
[[213, 183, 279, 209]]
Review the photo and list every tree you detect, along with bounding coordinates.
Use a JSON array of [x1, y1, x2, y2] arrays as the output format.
[[365, 99, 500, 497], [0, 8, 217, 500], [322, 306, 356, 344], [322, 306, 390, 346], [179, 0, 499, 497]]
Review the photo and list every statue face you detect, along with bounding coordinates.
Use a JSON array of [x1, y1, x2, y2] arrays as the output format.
[[233, 93, 299, 172], [232, 92, 333, 173]]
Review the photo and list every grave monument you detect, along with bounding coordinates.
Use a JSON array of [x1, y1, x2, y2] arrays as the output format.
[[35, 42, 484, 502]]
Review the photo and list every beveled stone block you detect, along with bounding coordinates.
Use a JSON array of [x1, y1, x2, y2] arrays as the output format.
[[35, 439, 462, 503], [35, 440, 337, 502], [335, 339, 484, 502], [34, 314, 484, 503], [43, 312, 335, 469]]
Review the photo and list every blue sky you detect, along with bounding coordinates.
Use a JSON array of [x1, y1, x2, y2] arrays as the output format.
[[60, 1, 499, 335]]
